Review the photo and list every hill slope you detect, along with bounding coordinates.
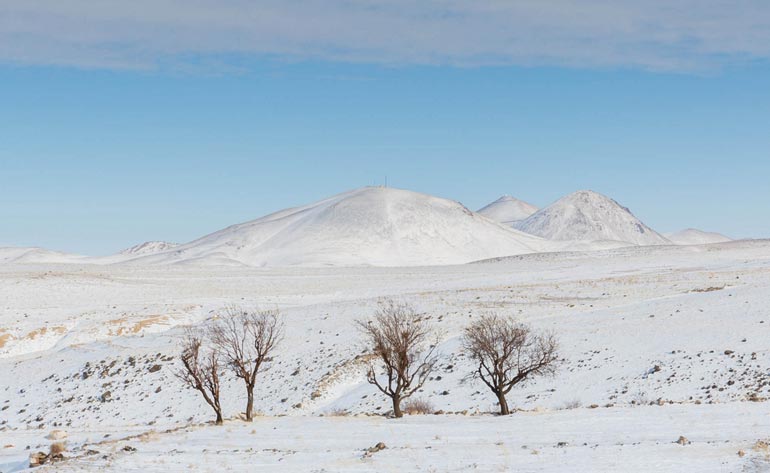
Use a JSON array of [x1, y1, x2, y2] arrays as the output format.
[[477, 195, 539, 225], [134, 187, 548, 267], [514, 190, 670, 245]]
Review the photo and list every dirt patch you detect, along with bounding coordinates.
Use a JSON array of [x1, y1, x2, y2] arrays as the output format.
[[108, 315, 169, 337], [690, 286, 725, 293], [24, 326, 66, 340], [0, 333, 13, 349]]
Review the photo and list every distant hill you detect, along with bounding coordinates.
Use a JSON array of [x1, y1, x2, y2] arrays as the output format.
[[514, 190, 670, 246], [477, 195, 539, 225], [665, 229, 732, 245], [131, 187, 548, 267]]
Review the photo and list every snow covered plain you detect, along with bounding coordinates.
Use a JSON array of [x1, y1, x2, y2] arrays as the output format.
[[2, 240, 770, 472]]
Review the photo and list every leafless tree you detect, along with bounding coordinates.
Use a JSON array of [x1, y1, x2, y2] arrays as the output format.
[[210, 306, 283, 421], [176, 328, 224, 424], [357, 301, 438, 418], [463, 314, 558, 415]]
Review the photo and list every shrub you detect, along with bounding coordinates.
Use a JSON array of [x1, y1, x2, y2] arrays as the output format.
[[403, 397, 435, 415], [563, 399, 581, 410], [49, 441, 66, 456]]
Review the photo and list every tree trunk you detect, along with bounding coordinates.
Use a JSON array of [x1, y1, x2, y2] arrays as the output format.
[[392, 395, 403, 418], [496, 391, 510, 416], [246, 389, 254, 422], [215, 410, 224, 425]]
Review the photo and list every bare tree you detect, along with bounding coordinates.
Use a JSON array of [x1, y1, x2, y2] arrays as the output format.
[[463, 314, 558, 415], [357, 301, 438, 418], [210, 307, 283, 421], [176, 328, 225, 424]]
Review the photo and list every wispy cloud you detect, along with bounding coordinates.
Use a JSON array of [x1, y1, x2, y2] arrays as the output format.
[[2, 0, 770, 71]]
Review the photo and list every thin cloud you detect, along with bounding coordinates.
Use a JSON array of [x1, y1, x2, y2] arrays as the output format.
[[1, 0, 770, 71]]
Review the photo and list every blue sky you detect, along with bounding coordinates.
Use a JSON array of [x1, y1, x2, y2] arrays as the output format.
[[2, 2, 770, 254]]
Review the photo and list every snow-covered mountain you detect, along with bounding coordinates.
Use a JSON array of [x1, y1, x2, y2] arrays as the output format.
[[8, 189, 739, 268], [132, 187, 548, 267], [514, 190, 670, 246], [477, 195, 539, 225], [119, 241, 179, 256], [0, 247, 85, 265], [665, 228, 732, 245]]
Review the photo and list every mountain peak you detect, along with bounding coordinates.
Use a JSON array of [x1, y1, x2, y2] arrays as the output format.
[[478, 195, 539, 225], [563, 190, 617, 203], [514, 191, 669, 245]]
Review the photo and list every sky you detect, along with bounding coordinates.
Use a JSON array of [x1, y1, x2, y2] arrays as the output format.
[[1, 1, 770, 255]]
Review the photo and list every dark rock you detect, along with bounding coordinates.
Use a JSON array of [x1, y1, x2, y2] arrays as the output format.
[[364, 442, 387, 456]]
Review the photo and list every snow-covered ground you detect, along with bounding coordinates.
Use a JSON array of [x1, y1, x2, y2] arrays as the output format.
[[2, 240, 770, 471], [15, 404, 770, 473]]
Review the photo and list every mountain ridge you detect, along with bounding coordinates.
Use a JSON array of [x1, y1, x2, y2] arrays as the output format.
[[130, 186, 549, 267]]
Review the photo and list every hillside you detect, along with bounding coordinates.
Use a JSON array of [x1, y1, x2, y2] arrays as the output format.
[[118, 241, 179, 256]]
